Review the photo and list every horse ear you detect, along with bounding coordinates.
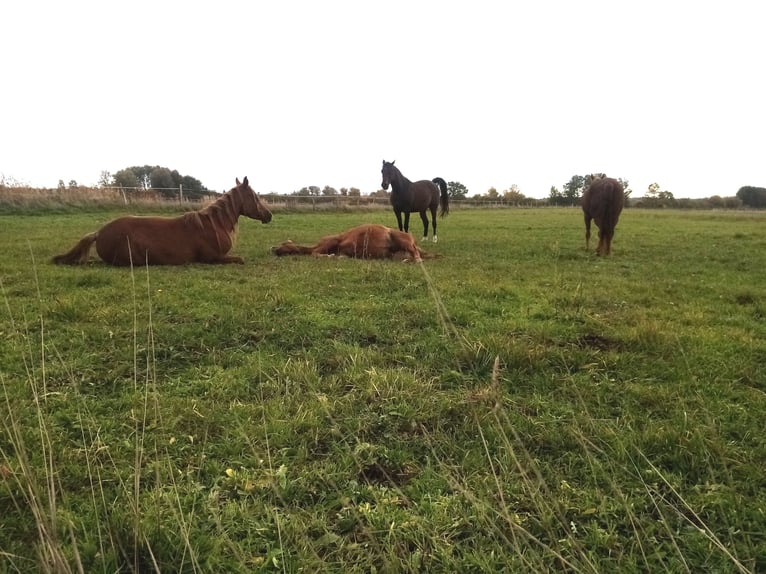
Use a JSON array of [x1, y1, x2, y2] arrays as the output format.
[[243, 176, 249, 186], [236, 178, 241, 185], [392, 160, 395, 165]]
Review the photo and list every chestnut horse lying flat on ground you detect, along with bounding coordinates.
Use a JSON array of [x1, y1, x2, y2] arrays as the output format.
[[271, 224, 430, 262], [52, 177, 272, 266], [582, 174, 624, 256]]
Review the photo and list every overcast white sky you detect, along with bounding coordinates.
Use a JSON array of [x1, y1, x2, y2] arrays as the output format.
[[1, 1, 763, 198]]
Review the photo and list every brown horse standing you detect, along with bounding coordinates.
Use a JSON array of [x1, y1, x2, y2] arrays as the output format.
[[52, 177, 272, 266], [272, 224, 428, 262], [380, 160, 449, 242], [581, 174, 624, 256]]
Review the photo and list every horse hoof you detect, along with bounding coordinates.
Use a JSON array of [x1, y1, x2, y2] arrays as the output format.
[[432, 236, 438, 243]]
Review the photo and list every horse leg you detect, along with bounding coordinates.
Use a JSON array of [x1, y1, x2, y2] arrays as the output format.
[[196, 249, 246, 263], [390, 230, 423, 263], [403, 211, 411, 234], [584, 215, 592, 251], [394, 210, 404, 232], [224, 255, 245, 264], [419, 211, 429, 242], [212, 255, 245, 264], [596, 229, 607, 256], [430, 207, 438, 243]]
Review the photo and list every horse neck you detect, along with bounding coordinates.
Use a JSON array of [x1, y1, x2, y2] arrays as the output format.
[[202, 189, 241, 233], [389, 170, 410, 196]]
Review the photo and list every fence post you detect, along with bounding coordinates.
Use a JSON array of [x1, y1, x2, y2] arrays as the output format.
[[179, 184, 184, 205]]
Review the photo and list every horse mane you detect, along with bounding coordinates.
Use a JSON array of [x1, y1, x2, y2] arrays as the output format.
[[387, 163, 410, 194], [183, 186, 242, 249]]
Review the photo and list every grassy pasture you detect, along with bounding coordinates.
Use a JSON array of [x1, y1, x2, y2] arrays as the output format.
[[1, 206, 765, 573]]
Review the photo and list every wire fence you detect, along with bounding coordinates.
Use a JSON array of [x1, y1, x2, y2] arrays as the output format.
[[0, 185, 546, 211]]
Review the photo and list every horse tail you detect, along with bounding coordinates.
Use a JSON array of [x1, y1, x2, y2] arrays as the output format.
[[432, 177, 449, 217], [602, 181, 624, 234], [52, 232, 99, 265]]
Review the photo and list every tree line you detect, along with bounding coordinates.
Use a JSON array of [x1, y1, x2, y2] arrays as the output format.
[[29, 165, 766, 209], [283, 178, 764, 209], [736, 186, 766, 208], [100, 165, 210, 200]]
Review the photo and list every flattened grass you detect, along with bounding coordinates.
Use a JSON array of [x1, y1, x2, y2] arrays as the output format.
[[1, 207, 765, 572]]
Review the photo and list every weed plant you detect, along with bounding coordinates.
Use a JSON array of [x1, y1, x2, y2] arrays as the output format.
[[1, 207, 765, 572]]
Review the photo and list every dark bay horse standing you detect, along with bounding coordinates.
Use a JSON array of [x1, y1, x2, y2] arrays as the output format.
[[582, 174, 624, 256], [380, 160, 449, 242], [52, 177, 272, 266]]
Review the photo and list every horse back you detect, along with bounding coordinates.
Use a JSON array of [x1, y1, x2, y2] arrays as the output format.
[[406, 179, 441, 211], [336, 224, 421, 260], [582, 178, 624, 229], [336, 224, 388, 257], [96, 215, 228, 265]]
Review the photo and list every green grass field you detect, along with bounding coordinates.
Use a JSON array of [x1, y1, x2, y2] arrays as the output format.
[[1, 207, 765, 573]]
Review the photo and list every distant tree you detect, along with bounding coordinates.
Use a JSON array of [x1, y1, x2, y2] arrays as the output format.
[[98, 170, 113, 187], [642, 182, 660, 207], [113, 169, 140, 189], [562, 175, 587, 205], [370, 188, 389, 198], [447, 181, 468, 200], [485, 187, 499, 200], [127, 166, 153, 189], [179, 175, 208, 199], [322, 185, 338, 196], [68, 180, 79, 189], [736, 185, 766, 208], [646, 182, 661, 198], [339, 187, 349, 196], [0, 174, 28, 188], [309, 186, 321, 196], [150, 167, 176, 197], [293, 187, 311, 196], [617, 178, 631, 198], [110, 165, 208, 197], [707, 195, 725, 208], [57, 179, 66, 190], [658, 190, 674, 201], [502, 184, 526, 203], [548, 186, 564, 206], [348, 187, 361, 197], [641, 182, 676, 208]]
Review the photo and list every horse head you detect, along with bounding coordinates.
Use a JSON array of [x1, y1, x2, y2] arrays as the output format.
[[235, 177, 272, 223], [381, 160, 396, 190], [585, 173, 607, 187]]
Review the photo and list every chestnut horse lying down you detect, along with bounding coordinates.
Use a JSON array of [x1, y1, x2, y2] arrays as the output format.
[[272, 224, 429, 262], [582, 174, 624, 256], [52, 177, 272, 266]]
